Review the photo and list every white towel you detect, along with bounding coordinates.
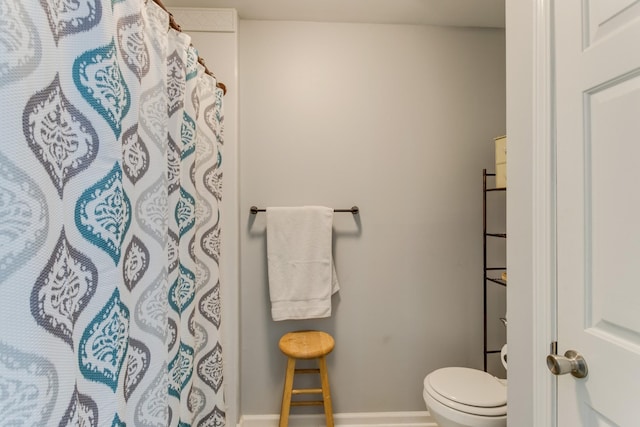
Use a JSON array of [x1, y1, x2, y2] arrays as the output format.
[[266, 206, 340, 321]]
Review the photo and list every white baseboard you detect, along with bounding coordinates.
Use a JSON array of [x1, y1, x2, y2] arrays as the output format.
[[238, 411, 436, 427]]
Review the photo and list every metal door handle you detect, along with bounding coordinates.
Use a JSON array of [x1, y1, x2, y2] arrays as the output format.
[[546, 350, 588, 378]]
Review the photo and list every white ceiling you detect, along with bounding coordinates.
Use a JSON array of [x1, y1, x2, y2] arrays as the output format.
[[162, 0, 505, 28]]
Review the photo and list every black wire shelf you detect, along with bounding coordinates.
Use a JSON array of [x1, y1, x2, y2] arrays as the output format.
[[487, 277, 507, 287], [486, 233, 507, 238]]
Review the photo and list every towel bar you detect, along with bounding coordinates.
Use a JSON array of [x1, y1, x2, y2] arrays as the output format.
[[250, 206, 359, 215]]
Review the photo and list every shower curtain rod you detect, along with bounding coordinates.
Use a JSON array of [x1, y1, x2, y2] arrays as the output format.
[[152, 0, 227, 95], [250, 206, 360, 214]]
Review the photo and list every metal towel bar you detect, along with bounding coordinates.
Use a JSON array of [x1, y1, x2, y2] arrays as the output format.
[[250, 206, 359, 215]]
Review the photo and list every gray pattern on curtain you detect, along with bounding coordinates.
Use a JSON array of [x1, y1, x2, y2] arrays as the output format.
[[0, 1, 226, 426]]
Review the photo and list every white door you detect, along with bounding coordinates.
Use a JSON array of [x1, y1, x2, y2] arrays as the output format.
[[553, 0, 640, 425]]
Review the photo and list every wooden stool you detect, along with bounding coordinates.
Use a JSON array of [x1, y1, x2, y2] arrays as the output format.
[[278, 330, 335, 427]]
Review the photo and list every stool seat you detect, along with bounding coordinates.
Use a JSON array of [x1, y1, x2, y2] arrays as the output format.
[[278, 330, 335, 427], [279, 330, 335, 359]]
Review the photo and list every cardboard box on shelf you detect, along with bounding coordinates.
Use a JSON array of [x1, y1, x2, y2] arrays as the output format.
[[494, 135, 507, 188]]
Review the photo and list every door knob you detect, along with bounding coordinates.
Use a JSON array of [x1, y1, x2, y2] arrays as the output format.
[[546, 350, 588, 378]]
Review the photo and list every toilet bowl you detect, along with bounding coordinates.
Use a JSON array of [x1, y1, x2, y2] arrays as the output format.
[[423, 367, 507, 427]]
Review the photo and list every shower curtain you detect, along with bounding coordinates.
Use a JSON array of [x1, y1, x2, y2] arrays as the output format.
[[0, 1, 226, 426]]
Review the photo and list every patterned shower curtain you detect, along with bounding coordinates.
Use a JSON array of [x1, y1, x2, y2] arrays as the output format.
[[0, 1, 226, 426]]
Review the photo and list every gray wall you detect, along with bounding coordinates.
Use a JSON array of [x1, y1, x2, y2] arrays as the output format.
[[238, 20, 506, 415]]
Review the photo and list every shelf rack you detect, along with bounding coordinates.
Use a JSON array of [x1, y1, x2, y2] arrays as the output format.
[[483, 169, 507, 372]]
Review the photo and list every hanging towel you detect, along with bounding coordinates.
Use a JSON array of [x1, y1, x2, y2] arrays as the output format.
[[266, 206, 340, 321]]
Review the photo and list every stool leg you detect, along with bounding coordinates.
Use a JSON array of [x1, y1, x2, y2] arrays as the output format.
[[318, 356, 334, 427], [279, 357, 296, 427]]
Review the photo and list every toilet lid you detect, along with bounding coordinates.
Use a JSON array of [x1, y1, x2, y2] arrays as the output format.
[[426, 367, 507, 408]]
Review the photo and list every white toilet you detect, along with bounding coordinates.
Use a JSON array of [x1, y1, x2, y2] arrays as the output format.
[[422, 346, 507, 427]]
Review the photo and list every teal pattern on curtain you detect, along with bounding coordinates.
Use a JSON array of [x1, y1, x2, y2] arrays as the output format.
[[0, 1, 226, 426]]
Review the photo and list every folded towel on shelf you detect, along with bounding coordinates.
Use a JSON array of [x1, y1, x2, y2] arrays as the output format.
[[266, 206, 339, 321]]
